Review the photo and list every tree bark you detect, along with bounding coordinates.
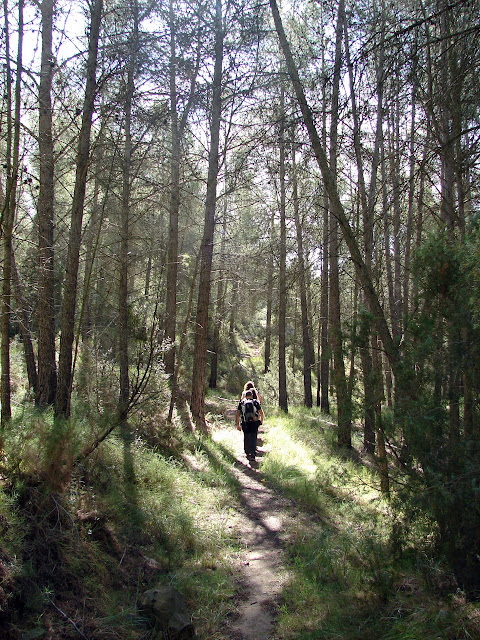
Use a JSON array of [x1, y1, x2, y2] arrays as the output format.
[[118, 0, 138, 423], [165, 1, 201, 378], [278, 85, 288, 413], [292, 142, 313, 407], [264, 212, 274, 374], [37, 0, 57, 407], [190, 0, 223, 430], [209, 194, 227, 389], [12, 254, 38, 397], [344, 10, 384, 453], [55, 0, 103, 418], [1, 0, 23, 427], [329, 0, 350, 447]]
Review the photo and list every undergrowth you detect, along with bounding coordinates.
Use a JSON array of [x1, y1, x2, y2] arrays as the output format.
[[1, 398, 479, 639], [0, 405, 243, 640]]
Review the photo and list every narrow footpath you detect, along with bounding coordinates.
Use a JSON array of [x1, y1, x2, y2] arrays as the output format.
[[213, 421, 292, 640]]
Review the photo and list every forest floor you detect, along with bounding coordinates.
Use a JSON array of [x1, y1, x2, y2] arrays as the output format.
[[213, 412, 290, 639]]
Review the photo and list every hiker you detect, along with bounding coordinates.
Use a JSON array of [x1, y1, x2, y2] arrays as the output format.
[[236, 388, 264, 462], [241, 380, 263, 404]]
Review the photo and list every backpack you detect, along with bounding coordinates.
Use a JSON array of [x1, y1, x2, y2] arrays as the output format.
[[241, 398, 258, 423]]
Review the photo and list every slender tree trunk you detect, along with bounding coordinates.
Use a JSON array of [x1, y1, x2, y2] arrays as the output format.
[[168, 251, 200, 424], [372, 332, 389, 496], [118, 1, 138, 424], [165, 2, 200, 378], [319, 199, 330, 412], [403, 65, 417, 327], [55, 0, 103, 419], [329, 0, 350, 447], [12, 254, 38, 396], [1, 0, 23, 427], [292, 141, 313, 407], [391, 91, 403, 342], [278, 86, 288, 413], [344, 10, 384, 453], [264, 212, 274, 374], [164, 0, 181, 378], [190, 0, 223, 430], [229, 275, 239, 336], [318, 17, 329, 413], [37, 0, 57, 406], [209, 193, 227, 389], [81, 124, 104, 344]]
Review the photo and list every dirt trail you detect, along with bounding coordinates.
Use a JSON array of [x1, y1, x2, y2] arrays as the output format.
[[213, 419, 291, 640]]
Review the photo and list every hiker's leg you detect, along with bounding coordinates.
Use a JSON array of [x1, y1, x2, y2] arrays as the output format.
[[242, 427, 248, 454], [244, 428, 255, 457], [252, 422, 260, 455]]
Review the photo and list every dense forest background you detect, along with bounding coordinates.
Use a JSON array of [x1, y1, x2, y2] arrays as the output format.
[[1, 0, 480, 636]]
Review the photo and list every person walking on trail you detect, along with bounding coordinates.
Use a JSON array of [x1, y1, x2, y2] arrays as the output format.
[[236, 389, 264, 462], [241, 380, 263, 404]]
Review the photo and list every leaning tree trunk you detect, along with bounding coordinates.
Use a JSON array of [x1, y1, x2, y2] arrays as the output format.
[[190, 0, 223, 431], [55, 0, 103, 419], [268, 0, 402, 400]]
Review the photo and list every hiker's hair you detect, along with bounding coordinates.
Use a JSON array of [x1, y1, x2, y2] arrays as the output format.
[[243, 381, 258, 401]]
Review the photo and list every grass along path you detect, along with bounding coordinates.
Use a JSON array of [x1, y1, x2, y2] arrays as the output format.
[[210, 403, 479, 640]]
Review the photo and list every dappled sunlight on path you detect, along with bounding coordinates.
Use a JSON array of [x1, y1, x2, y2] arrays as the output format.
[[212, 424, 290, 640]]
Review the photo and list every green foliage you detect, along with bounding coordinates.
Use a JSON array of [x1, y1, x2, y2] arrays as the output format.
[[0, 412, 243, 639], [393, 229, 480, 596]]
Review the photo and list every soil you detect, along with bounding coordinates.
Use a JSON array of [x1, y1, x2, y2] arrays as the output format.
[[213, 416, 292, 640]]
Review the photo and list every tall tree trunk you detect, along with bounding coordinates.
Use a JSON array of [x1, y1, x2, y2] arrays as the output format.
[[55, 0, 103, 419], [1, 0, 23, 427], [403, 63, 417, 328], [319, 197, 330, 412], [37, 0, 57, 407], [190, 0, 223, 430], [389, 89, 403, 343], [168, 251, 200, 424], [372, 332, 389, 496], [328, 0, 350, 447], [229, 275, 239, 336], [264, 211, 274, 374], [118, 0, 138, 424], [278, 85, 288, 413], [209, 193, 227, 389], [318, 16, 330, 413], [165, 1, 200, 378], [292, 141, 313, 407], [344, 9, 384, 453]]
